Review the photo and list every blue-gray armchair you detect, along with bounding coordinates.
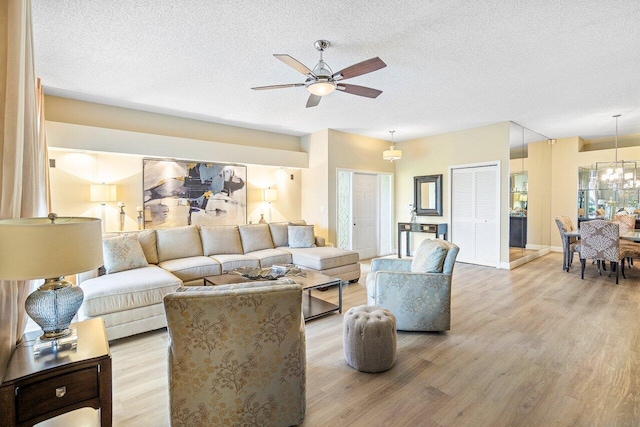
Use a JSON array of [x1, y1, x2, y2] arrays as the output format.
[[366, 239, 459, 331]]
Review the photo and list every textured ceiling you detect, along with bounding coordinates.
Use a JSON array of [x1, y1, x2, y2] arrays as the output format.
[[31, 0, 640, 142]]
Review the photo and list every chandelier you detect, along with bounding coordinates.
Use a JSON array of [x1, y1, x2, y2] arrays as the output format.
[[594, 115, 638, 190]]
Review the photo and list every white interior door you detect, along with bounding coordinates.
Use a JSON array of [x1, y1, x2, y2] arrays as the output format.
[[451, 164, 499, 267], [352, 173, 377, 260]]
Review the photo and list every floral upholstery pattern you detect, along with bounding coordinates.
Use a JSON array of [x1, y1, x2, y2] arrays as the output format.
[[102, 234, 149, 274], [579, 220, 621, 261], [578, 220, 628, 283], [614, 214, 640, 260], [365, 239, 459, 331], [614, 214, 636, 234], [163, 281, 306, 426]]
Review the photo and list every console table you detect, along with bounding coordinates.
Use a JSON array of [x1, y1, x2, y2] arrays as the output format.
[[398, 222, 448, 258], [0, 318, 112, 427]]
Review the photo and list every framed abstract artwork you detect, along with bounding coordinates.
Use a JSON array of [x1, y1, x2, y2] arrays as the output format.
[[142, 159, 247, 228]]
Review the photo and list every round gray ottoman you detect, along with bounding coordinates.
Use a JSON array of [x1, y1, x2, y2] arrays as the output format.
[[343, 305, 397, 373]]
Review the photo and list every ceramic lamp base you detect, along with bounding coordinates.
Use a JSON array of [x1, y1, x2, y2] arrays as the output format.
[[25, 277, 84, 341]]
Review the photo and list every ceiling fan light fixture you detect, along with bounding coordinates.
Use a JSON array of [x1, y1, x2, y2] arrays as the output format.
[[306, 80, 336, 96]]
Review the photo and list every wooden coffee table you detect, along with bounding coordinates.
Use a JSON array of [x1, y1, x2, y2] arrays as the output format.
[[204, 269, 342, 321]]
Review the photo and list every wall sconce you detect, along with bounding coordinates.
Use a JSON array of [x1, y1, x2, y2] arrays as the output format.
[[90, 183, 117, 232]]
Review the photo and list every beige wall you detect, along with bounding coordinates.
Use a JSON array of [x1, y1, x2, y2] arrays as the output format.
[[45, 96, 302, 151], [45, 97, 307, 228], [49, 149, 302, 230], [300, 129, 396, 244], [327, 130, 396, 244], [550, 138, 640, 248], [245, 166, 301, 223], [524, 139, 552, 249], [396, 122, 511, 265], [301, 130, 330, 239]]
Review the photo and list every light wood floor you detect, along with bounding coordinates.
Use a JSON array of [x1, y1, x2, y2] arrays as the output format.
[[99, 253, 640, 426]]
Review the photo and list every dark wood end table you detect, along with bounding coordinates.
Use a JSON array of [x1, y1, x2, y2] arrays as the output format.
[[0, 318, 112, 427]]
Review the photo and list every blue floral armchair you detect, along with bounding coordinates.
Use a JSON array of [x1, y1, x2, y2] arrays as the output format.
[[366, 239, 459, 331]]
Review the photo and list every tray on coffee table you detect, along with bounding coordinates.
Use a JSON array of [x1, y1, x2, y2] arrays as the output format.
[[204, 269, 342, 321]]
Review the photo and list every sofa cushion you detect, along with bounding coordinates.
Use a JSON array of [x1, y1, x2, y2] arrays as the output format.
[[283, 247, 359, 271], [269, 222, 290, 247], [158, 256, 221, 282], [288, 225, 316, 248], [156, 225, 203, 262], [104, 229, 158, 264], [209, 254, 260, 272], [239, 224, 274, 253], [200, 225, 243, 255], [411, 239, 448, 273], [102, 235, 149, 274], [244, 249, 292, 267], [79, 265, 182, 317]]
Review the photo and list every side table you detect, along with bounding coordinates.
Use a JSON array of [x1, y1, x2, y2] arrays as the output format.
[[0, 318, 112, 427]]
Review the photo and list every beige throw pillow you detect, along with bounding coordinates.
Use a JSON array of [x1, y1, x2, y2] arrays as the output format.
[[200, 225, 243, 255], [288, 225, 316, 248], [238, 224, 275, 253], [156, 225, 203, 262], [102, 234, 149, 274]]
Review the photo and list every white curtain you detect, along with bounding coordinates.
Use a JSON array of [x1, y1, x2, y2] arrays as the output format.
[[0, 0, 50, 381]]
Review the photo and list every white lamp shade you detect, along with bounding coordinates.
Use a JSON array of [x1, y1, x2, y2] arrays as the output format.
[[383, 147, 402, 161], [0, 217, 104, 280], [90, 184, 117, 202], [263, 188, 278, 202]]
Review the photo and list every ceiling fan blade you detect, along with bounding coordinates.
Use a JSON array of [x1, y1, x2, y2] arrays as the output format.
[[336, 83, 382, 98], [332, 57, 387, 80], [306, 94, 321, 108], [274, 54, 315, 76], [251, 83, 305, 90]]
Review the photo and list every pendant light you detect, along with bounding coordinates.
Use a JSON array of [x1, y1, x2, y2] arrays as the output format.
[[383, 130, 402, 162]]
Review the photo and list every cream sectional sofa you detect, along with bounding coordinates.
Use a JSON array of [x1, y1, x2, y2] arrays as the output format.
[[77, 222, 360, 340]]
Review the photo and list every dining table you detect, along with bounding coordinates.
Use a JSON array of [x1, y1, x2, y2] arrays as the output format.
[[620, 231, 640, 242], [563, 229, 640, 272]]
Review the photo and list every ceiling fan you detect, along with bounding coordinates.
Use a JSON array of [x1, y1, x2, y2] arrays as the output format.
[[251, 40, 387, 108]]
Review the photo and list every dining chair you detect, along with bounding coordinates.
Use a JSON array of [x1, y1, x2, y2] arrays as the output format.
[[555, 216, 579, 271], [614, 213, 640, 267], [578, 220, 629, 284]]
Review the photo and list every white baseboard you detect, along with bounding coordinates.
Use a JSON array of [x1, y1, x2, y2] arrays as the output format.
[[509, 247, 551, 269]]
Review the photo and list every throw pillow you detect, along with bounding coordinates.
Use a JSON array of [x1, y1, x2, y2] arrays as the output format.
[[200, 225, 243, 255], [411, 239, 448, 273], [288, 225, 316, 248], [103, 235, 149, 274], [238, 224, 275, 253], [268, 222, 290, 247], [156, 225, 203, 262]]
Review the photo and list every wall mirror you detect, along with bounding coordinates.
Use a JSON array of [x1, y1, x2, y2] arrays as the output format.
[[414, 174, 443, 216]]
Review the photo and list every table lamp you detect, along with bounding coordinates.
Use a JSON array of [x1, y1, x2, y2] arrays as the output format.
[[0, 214, 103, 341]]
